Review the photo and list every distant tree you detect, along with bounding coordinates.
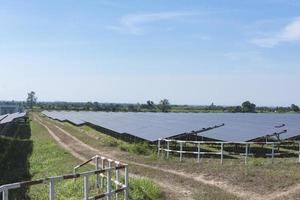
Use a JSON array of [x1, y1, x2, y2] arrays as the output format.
[[146, 100, 156, 110], [93, 102, 101, 111], [291, 104, 300, 112], [158, 99, 171, 112], [232, 106, 242, 113], [26, 91, 37, 109], [241, 101, 256, 113], [85, 102, 94, 110], [209, 102, 216, 110], [275, 106, 289, 113]]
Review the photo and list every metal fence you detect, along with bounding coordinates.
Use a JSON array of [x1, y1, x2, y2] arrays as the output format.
[[158, 138, 300, 164], [0, 155, 129, 200]]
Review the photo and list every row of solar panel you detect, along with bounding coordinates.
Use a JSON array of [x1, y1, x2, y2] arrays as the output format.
[[0, 112, 27, 125], [42, 111, 300, 142]]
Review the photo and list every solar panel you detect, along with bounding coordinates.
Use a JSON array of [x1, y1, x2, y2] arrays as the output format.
[[41, 111, 300, 142], [0, 112, 26, 124], [0, 114, 8, 122], [42, 111, 85, 125]]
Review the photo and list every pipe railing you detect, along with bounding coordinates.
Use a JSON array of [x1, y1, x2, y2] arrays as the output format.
[[158, 138, 300, 164], [0, 155, 129, 200], [73, 155, 129, 200]]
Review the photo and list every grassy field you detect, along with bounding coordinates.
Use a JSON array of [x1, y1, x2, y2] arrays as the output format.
[[28, 116, 163, 200], [38, 117, 240, 199], [0, 121, 32, 199], [28, 119, 91, 199], [42, 115, 300, 199], [0, 114, 163, 200]]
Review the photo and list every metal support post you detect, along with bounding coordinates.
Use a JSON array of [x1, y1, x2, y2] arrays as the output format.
[[106, 169, 112, 200], [49, 179, 55, 200], [157, 139, 161, 158], [167, 141, 170, 159], [84, 176, 89, 200], [180, 142, 183, 162], [3, 190, 8, 200], [197, 143, 200, 162], [101, 159, 104, 189], [221, 143, 224, 164], [298, 143, 300, 163], [124, 165, 129, 200], [245, 144, 248, 165], [95, 156, 99, 188], [271, 143, 275, 163], [115, 163, 120, 200]]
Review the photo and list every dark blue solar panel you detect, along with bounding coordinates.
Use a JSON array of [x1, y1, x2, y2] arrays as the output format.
[[41, 111, 300, 142], [0, 112, 26, 124], [0, 114, 8, 122]]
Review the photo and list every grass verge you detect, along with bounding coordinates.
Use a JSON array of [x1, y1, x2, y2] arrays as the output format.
[[44, 115, 300, 197], [28, 115, 163, 200]]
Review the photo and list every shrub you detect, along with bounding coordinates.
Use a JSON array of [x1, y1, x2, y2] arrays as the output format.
[[118, 142, 152, 155], [129, 177, 163, 200]]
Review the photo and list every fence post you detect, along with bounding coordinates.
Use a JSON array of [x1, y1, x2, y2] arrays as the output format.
[[167, 141, 170, 159], [95, 156, 99, 188], [101, 158, 104, 189], [115, 163, 120, 200], [271, 143, 275, 163], [3, 190, 8, 200], [180, 142, 183, 162], [245, 144, 248, 165], [49, 179, 55, 200], [124, 165, 129, 200], [298, 142, 300, 163], [220, 143, 224, 164], [197, 143, 200, 162], [106, 169, 112, 200], [157, 139, 161, 158], [84, 175, 89, 200]]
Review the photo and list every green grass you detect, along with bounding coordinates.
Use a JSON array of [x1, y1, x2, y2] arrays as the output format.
[[28, 115, 163, 200], [28, 118, 92, 199], [42, 117, 239, 199], [129, 178, 163, 200], [63, 123, 155, 156], [118, 142, 153, 155], [50, 117, 300, 197]]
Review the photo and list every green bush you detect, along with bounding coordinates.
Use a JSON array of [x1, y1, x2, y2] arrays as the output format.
[[129, 177, 163, 200], [104, 137, 119, 147], [118, 142, 153, 155]]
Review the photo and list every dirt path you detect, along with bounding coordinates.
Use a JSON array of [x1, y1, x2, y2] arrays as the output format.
[[267, 183, 300, 200], [34, 115, 194, 200], [34, 115, 300, 200]]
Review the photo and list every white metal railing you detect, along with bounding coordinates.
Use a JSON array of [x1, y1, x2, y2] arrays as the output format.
[[73, 155, 129, 200], [0, 155, 129, 200], [158, 138, 300, 164]]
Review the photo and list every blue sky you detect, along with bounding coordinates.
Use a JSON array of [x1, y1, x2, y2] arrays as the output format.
[[0, 0, 300, 106]]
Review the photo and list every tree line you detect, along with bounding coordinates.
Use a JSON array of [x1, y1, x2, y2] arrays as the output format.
[[37, 99, 172, 112], [2, 91, 300, 114]]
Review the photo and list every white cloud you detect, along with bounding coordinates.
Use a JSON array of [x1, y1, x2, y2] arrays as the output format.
[[252, 17, 300, 47], [107, 11, 198, 35]]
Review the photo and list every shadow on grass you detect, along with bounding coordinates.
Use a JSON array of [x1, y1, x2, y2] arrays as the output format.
[[166, 145, 237, 159], [223, 144, 298, 158], [163, 143, 298, 160], [0, 120, 32, 200]]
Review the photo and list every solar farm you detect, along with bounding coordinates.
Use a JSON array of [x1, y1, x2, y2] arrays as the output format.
[[0, 112, 27, 125], [42, 111, 300, 142], [41, 111, 300, 165], [1, 111, 300, 200], [0, 112, 27, 135]]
